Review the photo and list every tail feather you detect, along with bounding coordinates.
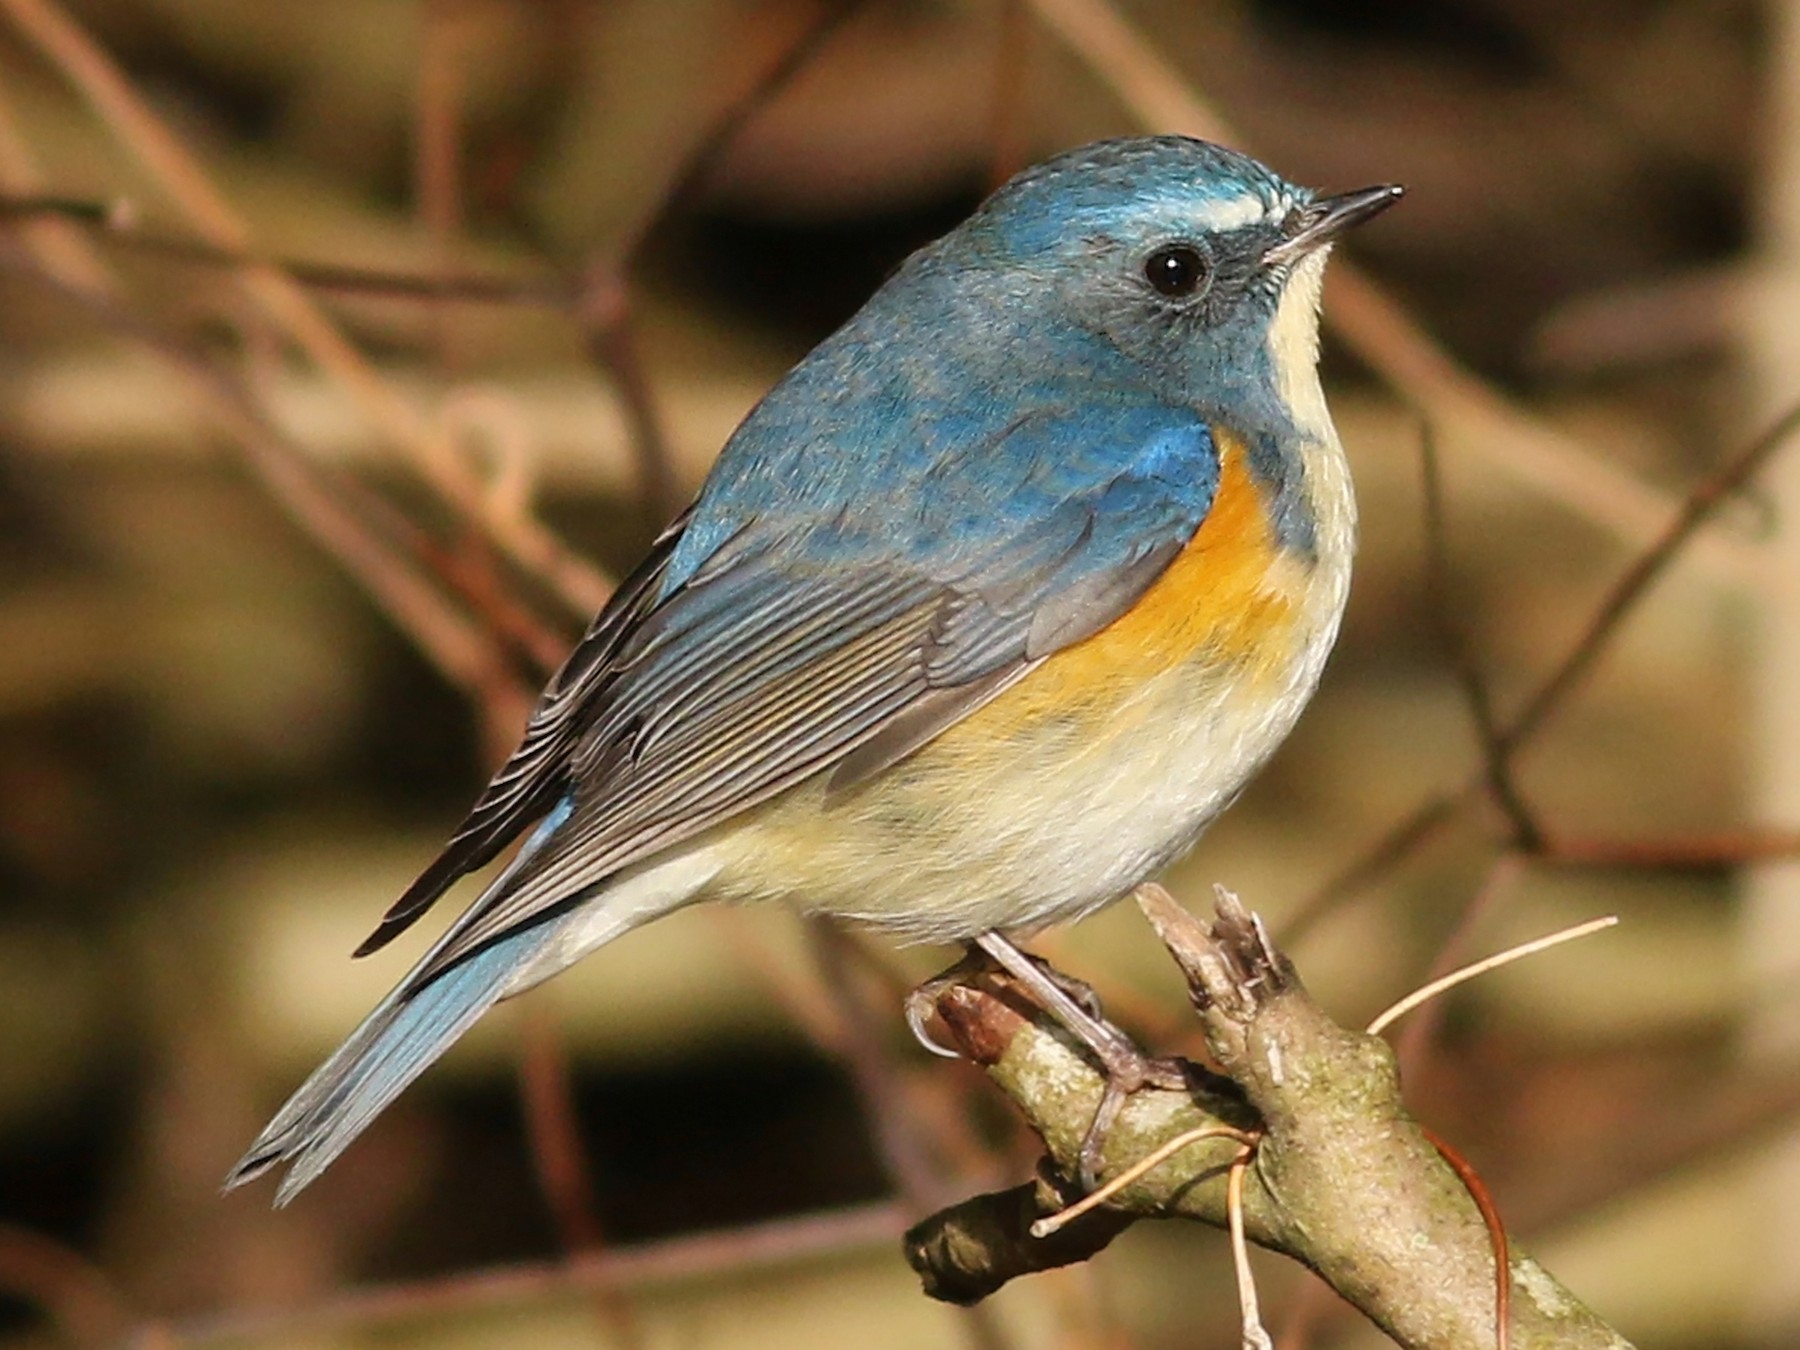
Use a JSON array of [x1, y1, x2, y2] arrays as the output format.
[[225, 798, 725, 1205], [224, 920, 559, 1205], [226, 798, 580, 1205]]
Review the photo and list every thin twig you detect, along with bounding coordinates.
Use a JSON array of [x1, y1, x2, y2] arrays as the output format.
[[517, 1006, 606, 1250], [417, 0, 470, 372], [1281, 792, 1461, 943], [1422, 1125, 1511, 1350], [808, 921, 1016, 1350], [1516, 1063, 1800, 1237], [1289, 400, 1800, 941], [1030, 1124, 1259, 1238], [0, 244, 536, 736], [1418, 424, 1543, 850], [987, 0, 1035, 190], [1497, 400, 1800, 756], [0, 195, 572, 300], [1366, 915, 1619, 1038], [612, 0, 868, 261], [0, 0, 613, 616], [516, 1003, 646, 1350], [808, 920, 957, 1214], [1533, 828, 1800, 869], [1228, 1143, 1274, 1350], [1391, 854, 1524, 1077], [575, 263, 681, 522], [0, 101, 110, 289], [705, 910, 848, 1053], [0, 1224, 135, 1346], [578, 1, 868, 523], [1272, 1276, 1336, 1350]]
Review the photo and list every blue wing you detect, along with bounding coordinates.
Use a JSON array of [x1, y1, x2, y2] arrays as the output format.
[[362, 397, 1220, 982]]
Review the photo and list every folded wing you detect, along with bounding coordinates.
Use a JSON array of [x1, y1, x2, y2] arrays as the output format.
[[375, 401, 1222, 985]]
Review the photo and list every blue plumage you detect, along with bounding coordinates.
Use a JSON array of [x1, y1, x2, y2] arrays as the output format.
[[227, 135, 1399, 1203], [234, 798, 575, 1204]]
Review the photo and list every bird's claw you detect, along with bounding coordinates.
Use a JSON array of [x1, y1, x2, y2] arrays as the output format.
[[905, 979, 966, 1058]]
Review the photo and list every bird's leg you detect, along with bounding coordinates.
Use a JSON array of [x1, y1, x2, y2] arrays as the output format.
[[971, 931, 1192, 1190]]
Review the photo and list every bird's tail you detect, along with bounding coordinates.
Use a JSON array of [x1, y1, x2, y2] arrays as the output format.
[[226, 799, 597, 1206], [223, 917, 561, 1205]]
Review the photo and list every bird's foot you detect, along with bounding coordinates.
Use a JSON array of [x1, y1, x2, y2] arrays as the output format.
[[912, 931, 1195, 1192], [1072, 1042, 1193, 1193]]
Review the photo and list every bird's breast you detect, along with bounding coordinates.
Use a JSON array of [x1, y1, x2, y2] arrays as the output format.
[[707, 424, 1352, 942], [950, 425, 1310, 743]]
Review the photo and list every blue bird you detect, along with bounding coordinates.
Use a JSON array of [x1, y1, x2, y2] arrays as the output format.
[[227, 136, 1400, 1204]]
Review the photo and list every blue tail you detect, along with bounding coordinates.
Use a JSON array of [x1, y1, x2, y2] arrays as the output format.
[[224, 919, 561, 1206], [226, 801, 575, 1205]]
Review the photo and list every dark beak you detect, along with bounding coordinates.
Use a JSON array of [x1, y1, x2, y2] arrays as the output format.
[[1263, 184, 1403, 266]]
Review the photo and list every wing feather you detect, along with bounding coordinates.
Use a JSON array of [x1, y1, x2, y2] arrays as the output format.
[[371, 402, 1223, 983], [412, 597, 943, 975], [352, 511, 690, 957]]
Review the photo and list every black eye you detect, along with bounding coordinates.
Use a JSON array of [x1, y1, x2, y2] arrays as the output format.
[[1144, 245, 1207, 298]]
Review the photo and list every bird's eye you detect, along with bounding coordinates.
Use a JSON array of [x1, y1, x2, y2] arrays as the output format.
[[1143, 245, 1207, 298]]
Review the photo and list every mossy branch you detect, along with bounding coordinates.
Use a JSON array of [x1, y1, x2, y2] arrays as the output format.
[[905, 887, 1633, 1350]]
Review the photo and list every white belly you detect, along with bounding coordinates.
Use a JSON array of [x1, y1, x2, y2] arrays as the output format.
[[707, 606, 1343, 944]]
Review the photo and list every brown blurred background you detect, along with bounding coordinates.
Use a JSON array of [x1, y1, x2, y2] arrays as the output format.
[[1, 1, 1796, 1347]]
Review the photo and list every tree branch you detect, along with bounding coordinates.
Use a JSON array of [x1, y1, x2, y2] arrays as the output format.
[[906, 887, 1634, 1350]]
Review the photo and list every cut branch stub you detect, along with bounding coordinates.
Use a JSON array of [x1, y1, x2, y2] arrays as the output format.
[[904, 1167, 1133, 1306]]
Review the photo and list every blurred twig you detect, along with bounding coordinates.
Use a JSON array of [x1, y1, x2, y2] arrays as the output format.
[[987, 0, 1035, 189], [516, 1004, 647, 1350], [0, 1224, 135, 1347], [1286, 400, 1800, 941], [0, 244, 539, 738], [417, 0, 472, 373], [611, 0, 868, 260], [1017, 0, 1785, 599], [1535, 829, 1800, 869], [1418, 425, 1544, 851], [583, 0, 868, 521], [0, 196, 571, 300], [406, 32, 641, 1345], [809, 921, 961, 1214], [0, 88, 109, 289], [147, 1202, 905, 1346], [808, 920, 1018, 1350], [573, 264, 681, 521], [1497, 403, 1800, 759], [1530, 1074, 1800, 1236], [0, 0, 613, 617], [1388, 855, 1526, 1076]]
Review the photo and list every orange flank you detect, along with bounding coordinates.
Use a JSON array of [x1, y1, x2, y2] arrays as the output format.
[[940, 427, 1301, 741]]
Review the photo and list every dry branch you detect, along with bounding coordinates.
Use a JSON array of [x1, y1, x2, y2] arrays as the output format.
[[906, 887, 1633, 1350]]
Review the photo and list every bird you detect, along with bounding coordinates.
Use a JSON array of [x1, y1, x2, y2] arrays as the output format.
[[225, 135, 1401, 1205]]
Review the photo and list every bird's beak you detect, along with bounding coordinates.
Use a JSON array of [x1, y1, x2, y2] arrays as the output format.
[[1262, 184, 1404, 267]]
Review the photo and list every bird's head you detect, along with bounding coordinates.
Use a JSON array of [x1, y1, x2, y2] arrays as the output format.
[[947, 136, 1401, 440]]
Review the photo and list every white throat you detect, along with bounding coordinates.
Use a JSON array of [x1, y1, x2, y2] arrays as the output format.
[[1268, 247, 1334, 442]]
